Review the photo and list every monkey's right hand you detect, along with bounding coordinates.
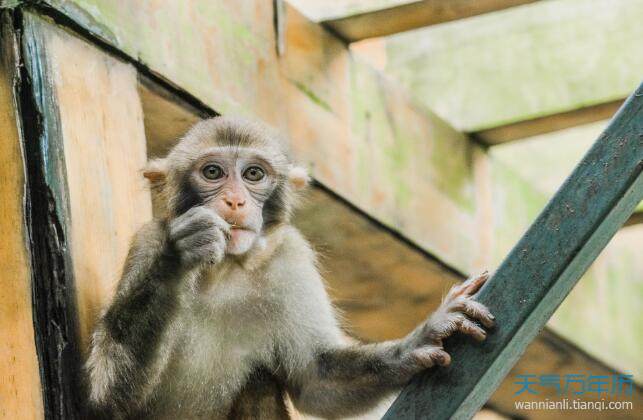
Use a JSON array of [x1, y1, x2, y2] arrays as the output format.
[[401, 271, 495, 371], [168, 206, 230, 267]]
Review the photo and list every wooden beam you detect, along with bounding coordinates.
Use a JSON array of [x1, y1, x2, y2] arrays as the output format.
[[0, 12, 44, 419], [385, 84, 643, 418], [20, 11, 154, 416], [38, 19, 153, 352], [322, 0, 538, 43], [623, 211, 643, 227], [138, 76, 203, 158], [20, 10, 84, 417], [472, 99, 624, 145]]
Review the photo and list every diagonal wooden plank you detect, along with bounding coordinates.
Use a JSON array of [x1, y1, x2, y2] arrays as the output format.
[[385, 82, 643, 419], [322, 0, 538, 43], [472, 99, 624, 145]]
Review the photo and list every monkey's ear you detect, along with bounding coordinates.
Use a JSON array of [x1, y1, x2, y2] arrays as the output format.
[[288, 165, 310, 190], [143, 158, 167, 185]]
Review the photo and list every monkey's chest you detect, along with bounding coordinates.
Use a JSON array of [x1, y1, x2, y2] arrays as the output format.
[[156, 280, 279, 415], [178, 300, 277, 372]]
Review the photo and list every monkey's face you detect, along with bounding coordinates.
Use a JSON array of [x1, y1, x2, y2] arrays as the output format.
[[143, 117, 310, 257], [188, 147, 277, 255]]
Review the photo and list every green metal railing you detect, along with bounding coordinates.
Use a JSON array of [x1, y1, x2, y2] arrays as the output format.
[[385, 81, 643, 419]]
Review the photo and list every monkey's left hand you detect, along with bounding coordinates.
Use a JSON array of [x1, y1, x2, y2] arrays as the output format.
[[168, 206, 231, 267], [406, 271, 495, 367]]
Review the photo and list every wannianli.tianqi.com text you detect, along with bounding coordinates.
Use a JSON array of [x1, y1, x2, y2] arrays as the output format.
[[514, 399, 634, 411]]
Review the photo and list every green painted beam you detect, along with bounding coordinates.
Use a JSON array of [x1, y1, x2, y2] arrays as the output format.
[[488, 125, 643, 381], [384, 82, 643, 418]]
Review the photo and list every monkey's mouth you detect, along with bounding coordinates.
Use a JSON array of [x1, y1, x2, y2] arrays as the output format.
[[226, 226, 259, 255], [228, 224, 256, 233]]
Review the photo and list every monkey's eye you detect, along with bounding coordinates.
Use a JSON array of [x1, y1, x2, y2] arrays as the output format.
[[202, 164, 224, 180], [243, 166, 265, 182]]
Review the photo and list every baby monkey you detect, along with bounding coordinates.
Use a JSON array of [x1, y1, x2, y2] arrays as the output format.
[[86, 117, 495, 419]]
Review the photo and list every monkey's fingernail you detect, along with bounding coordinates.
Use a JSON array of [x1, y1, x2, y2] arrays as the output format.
[[488, 314, 495, 320]]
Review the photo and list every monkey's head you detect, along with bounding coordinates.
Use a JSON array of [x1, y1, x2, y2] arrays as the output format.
[[143, 117, 309, 255]]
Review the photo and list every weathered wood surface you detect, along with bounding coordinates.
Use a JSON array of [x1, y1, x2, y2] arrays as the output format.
[[385, 84, 643, 418], [138, 76, 204, 159], [295, 188, 462, 341], [39, 18, 153, 350], [624, 211, 643, 226], [377, 0, 643, 131], [19, 12, 153, 418], [0, 13, 44, 420], [36, 0, 479, 273], [24, 7, 153, 356], [21, 10, 83, 418], [322, 0, 537, 42], [6, 1, 641, 274]]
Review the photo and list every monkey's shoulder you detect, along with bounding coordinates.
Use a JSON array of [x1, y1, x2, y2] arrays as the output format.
[[272, 225, 315, 259], [263, 225, 338, 321], [129, 219, 168, 251], [260, 225, 320, 278]]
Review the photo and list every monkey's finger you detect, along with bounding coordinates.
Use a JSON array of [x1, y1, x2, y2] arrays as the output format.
[[426, 313, 464, 341], [177, 205, 213, 223], [411, 347, 451, 368], [458, 318, 486, 342], [170, 208, 217, 240], [175, 229, 219, 252], [445, 283, 467, 301], [451, 298, 495, 328], [462, 271, 489, 296], [444, 271, 488, 301]]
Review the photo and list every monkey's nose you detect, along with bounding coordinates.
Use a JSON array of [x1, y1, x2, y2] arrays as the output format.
[[224, 196, 246, 211]]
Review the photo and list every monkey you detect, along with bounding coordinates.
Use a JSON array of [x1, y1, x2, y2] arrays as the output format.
[[85, 116, 495, 419]]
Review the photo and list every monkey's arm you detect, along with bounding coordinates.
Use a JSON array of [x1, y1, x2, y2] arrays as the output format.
[[286, 273, 494, 418], [85, 207, 229, 416], [85, 220, 182, 415]]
